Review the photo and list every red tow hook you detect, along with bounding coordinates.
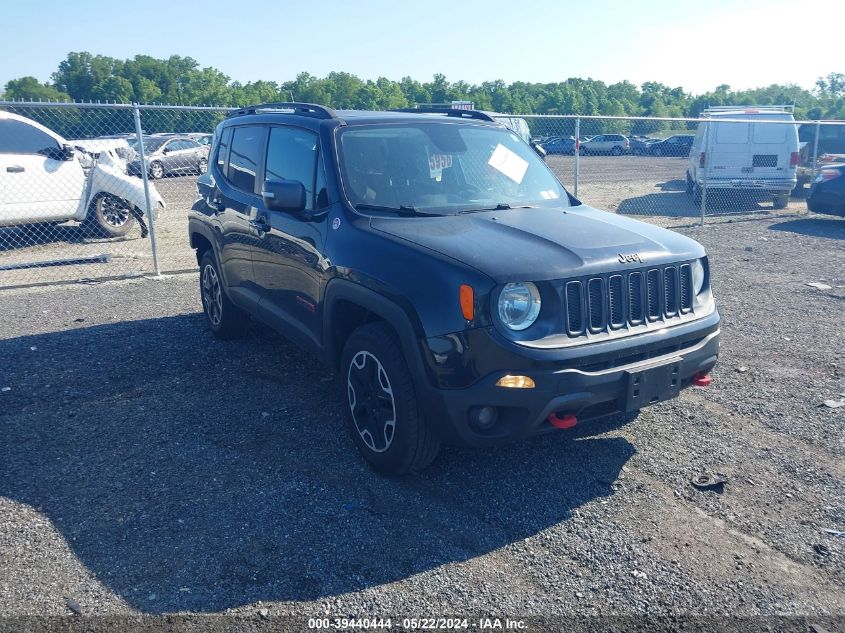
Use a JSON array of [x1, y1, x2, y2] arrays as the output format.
[[692, 372, 712, 387], [548, 412, 578, 429]]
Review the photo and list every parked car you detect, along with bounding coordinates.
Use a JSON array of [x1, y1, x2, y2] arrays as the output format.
[[686, 106, 799, 209], [0, 111, 164, 237], [648, 135, 694, 157], [127, 135, 207, 179], [187, 132, 213, 146], [541, 137, 577, 154], [796, 123, 845, 193], [579, 134, 630, 155], [629, 136, 659, 155], [188, 102, 719, 474], [807, 164, 845, 216]]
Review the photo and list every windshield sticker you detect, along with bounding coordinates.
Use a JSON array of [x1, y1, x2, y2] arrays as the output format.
[[428, 152, 453, 179], [488, 144, 528, 184]]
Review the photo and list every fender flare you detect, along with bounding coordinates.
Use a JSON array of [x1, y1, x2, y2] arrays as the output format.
[[323, 278, 428, 379]]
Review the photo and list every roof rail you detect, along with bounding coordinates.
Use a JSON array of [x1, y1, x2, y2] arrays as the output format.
[[703, 104, 795, 114], [390, 107, 497, 122], [226, 102, 337, 120]]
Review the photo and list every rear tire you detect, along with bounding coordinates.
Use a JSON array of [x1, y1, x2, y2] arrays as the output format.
[[341, 322, 440, 474], [199, 250, 250, 339], [773, 194, 789, 210], [693, 184, 703, 207]]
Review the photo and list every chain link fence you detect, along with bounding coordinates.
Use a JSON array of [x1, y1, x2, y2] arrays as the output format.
[[521, 111, 844, 228], [0, 101, 232, 288], [1, 102, 842, 289]]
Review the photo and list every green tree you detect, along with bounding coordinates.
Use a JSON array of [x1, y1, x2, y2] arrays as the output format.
[[3, 76, 70, 101]]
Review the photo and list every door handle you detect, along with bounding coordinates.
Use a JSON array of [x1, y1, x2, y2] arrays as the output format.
[[6, 165, 24, 173]]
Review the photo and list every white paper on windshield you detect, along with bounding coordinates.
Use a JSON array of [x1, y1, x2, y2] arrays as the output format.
[[488, 144, 528, 184]]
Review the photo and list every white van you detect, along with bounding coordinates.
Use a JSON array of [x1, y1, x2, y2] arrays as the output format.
[[686, 106, 799, 209]]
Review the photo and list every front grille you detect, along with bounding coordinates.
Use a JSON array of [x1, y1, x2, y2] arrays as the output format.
[[752, 154, 778, 167], [563, 263, 695, 337]]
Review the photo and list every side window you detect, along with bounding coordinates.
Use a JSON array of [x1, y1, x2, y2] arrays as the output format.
[[0, 119, 60, 155], [264, 126, 318, 209], [216, 127, 232, 171], [227, 126, 264, 193]]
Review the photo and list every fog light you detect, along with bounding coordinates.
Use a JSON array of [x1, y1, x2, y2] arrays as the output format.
[[496, 375, 535, 389], [469, 406, 498, 430]]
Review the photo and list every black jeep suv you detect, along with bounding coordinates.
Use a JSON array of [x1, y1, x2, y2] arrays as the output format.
[[189, 103, 720, 474]]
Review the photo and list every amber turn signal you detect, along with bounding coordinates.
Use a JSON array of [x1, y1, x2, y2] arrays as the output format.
[[496, 375, 536, 389], [460, 284, 474, 321]]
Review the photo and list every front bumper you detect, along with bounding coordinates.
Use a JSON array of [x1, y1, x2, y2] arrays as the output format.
[[417, 318, 720, 448]]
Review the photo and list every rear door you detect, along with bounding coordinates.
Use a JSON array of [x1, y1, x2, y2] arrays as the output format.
[[748, 118, 794, 182], [0, 117, 86, 226], [213, 125, 267, 310], [708, 119, 752, 182], [163, 139, 195, 173]]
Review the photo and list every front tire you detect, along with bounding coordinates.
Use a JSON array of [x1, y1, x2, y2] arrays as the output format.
[[341, 322, 440, 474], [199, 251, 250, 339], [84, 193, 136, 237]]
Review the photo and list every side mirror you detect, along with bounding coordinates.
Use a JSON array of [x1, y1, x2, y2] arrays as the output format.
[[262, 178, 307, 214], [59, 144, 76, 161], [531, 140, 547, 161]]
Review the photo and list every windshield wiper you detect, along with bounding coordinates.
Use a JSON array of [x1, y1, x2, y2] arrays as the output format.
[[354, 204, 441, 217], [458, 203, 537, 214]]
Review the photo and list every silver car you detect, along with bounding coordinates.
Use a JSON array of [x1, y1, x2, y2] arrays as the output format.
[[579, 134, 630, 156], [127, 135, 207, 179]]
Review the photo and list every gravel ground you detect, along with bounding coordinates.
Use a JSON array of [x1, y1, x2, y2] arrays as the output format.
[[1, 214, 844, 625]]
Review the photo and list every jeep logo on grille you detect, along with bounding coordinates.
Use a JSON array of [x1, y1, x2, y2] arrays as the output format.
[[618, 253, 645, 264]]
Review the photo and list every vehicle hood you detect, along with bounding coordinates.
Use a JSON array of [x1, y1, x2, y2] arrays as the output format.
[[369, 205, 706, 283]]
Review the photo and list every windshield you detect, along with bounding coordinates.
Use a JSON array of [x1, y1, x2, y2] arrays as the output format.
[[127, 137, 166, 153], [337, 123, 568, 214]]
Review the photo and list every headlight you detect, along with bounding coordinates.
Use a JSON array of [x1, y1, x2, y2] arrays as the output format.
[[498, 282, 541, 331], [691, 258, 705, 295]]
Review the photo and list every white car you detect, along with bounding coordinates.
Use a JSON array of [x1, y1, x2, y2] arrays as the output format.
[[0, 111, 164, 237]]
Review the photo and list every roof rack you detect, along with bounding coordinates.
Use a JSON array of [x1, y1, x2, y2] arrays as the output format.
[[390, 107, 497, 122], [226, 102, 337, 120], [703, 104, 795, 114]]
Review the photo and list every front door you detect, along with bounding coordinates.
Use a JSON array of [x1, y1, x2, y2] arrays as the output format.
[[252, 125, 329, 350], [0, 117, 86, 225]]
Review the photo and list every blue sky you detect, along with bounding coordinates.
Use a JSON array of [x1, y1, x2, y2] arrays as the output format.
[[2, 0, 840, 95]]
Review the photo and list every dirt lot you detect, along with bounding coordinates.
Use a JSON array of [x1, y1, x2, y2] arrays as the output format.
[[1, 215, 844, 624], [0, 156, 810, 289]]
